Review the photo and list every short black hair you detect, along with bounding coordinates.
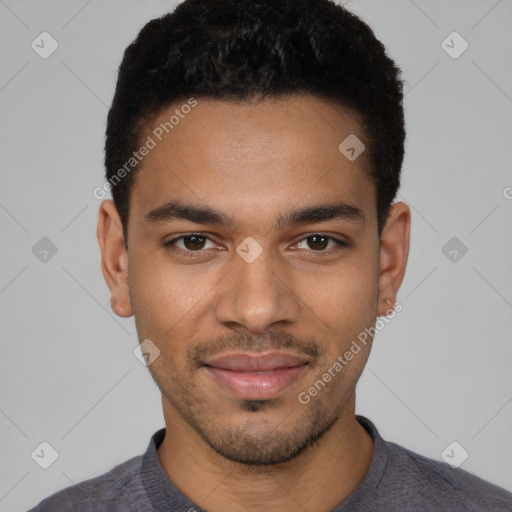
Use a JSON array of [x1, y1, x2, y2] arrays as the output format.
[[105, 0, 405, 245]]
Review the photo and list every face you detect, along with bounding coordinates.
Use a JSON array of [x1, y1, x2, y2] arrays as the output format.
[[98, 95, 410, 465]]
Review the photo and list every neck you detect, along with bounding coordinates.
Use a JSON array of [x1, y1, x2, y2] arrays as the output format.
[[157, 397, 374, 512]]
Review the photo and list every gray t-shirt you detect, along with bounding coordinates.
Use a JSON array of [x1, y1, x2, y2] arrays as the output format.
[[28, 416, 512, 511]]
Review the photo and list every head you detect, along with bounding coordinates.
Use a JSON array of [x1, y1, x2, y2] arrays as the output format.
[[98, 0, 410, 466]]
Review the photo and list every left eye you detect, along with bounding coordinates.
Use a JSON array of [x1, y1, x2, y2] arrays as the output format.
[[165, 234, 217, 251], [294, 235, 347, 251]]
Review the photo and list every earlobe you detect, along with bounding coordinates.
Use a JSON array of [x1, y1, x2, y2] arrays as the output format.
[[377, 201, 411, 316], [97, 200, 133, 318]]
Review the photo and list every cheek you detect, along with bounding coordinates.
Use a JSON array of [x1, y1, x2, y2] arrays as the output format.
[[301, 259, 379, 322], [297, 255, 379, 364], [128, 253, 217, 339]]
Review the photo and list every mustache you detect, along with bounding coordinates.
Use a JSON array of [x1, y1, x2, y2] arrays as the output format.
[[188, 331, 323, 367]]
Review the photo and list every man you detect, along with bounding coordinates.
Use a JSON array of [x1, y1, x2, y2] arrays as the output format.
[[30, 0, 512, 510]]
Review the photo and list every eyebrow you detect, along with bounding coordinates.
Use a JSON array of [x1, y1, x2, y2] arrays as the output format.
[[144, 202, 232, 226], [144, 200, 365, 229]]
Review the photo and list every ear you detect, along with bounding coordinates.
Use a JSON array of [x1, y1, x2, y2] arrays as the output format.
[[377, 201, 411, 316], [97, 200, 133, 318]]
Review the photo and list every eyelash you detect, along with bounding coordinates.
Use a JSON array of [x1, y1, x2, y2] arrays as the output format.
[[163, 233, 350, 257]]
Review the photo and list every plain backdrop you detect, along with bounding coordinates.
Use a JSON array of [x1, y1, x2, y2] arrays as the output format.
[[1, 1, 511, 510]]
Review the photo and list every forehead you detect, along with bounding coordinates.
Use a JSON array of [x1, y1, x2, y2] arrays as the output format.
[[130, 96, 375, 226]]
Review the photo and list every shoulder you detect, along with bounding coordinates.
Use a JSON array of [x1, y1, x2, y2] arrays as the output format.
[[384, 440, 512, 511], [28, 454, 145, 512]]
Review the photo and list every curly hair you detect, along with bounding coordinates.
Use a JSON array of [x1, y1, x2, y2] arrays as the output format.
[[105, 0, 405, 244]]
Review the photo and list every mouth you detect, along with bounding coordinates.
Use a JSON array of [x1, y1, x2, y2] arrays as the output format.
[[203, 351, 310, 400]]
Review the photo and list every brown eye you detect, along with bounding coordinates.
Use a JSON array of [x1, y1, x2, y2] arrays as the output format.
[[164, 233, 216, 253], [182, 235, 207, 250], [306, 235, 329, 250], [293, 234, 349, 253]]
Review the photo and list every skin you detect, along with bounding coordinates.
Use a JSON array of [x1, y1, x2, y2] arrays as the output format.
[[97, 95, 410, 512]]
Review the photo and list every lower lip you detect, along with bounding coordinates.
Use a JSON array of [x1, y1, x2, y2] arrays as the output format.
[[205, 365, 308, 400]]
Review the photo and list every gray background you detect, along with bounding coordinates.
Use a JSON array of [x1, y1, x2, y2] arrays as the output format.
[[1, 0, 511, 510]]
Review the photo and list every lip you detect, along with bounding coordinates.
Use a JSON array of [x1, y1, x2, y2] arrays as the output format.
[[203, 351, 310, 400]]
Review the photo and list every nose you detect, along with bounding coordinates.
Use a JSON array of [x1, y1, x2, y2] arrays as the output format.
[[213, 246, 301, 335]]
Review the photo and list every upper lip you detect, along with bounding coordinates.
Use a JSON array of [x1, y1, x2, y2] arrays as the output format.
[[203, 351, 310, 372]]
